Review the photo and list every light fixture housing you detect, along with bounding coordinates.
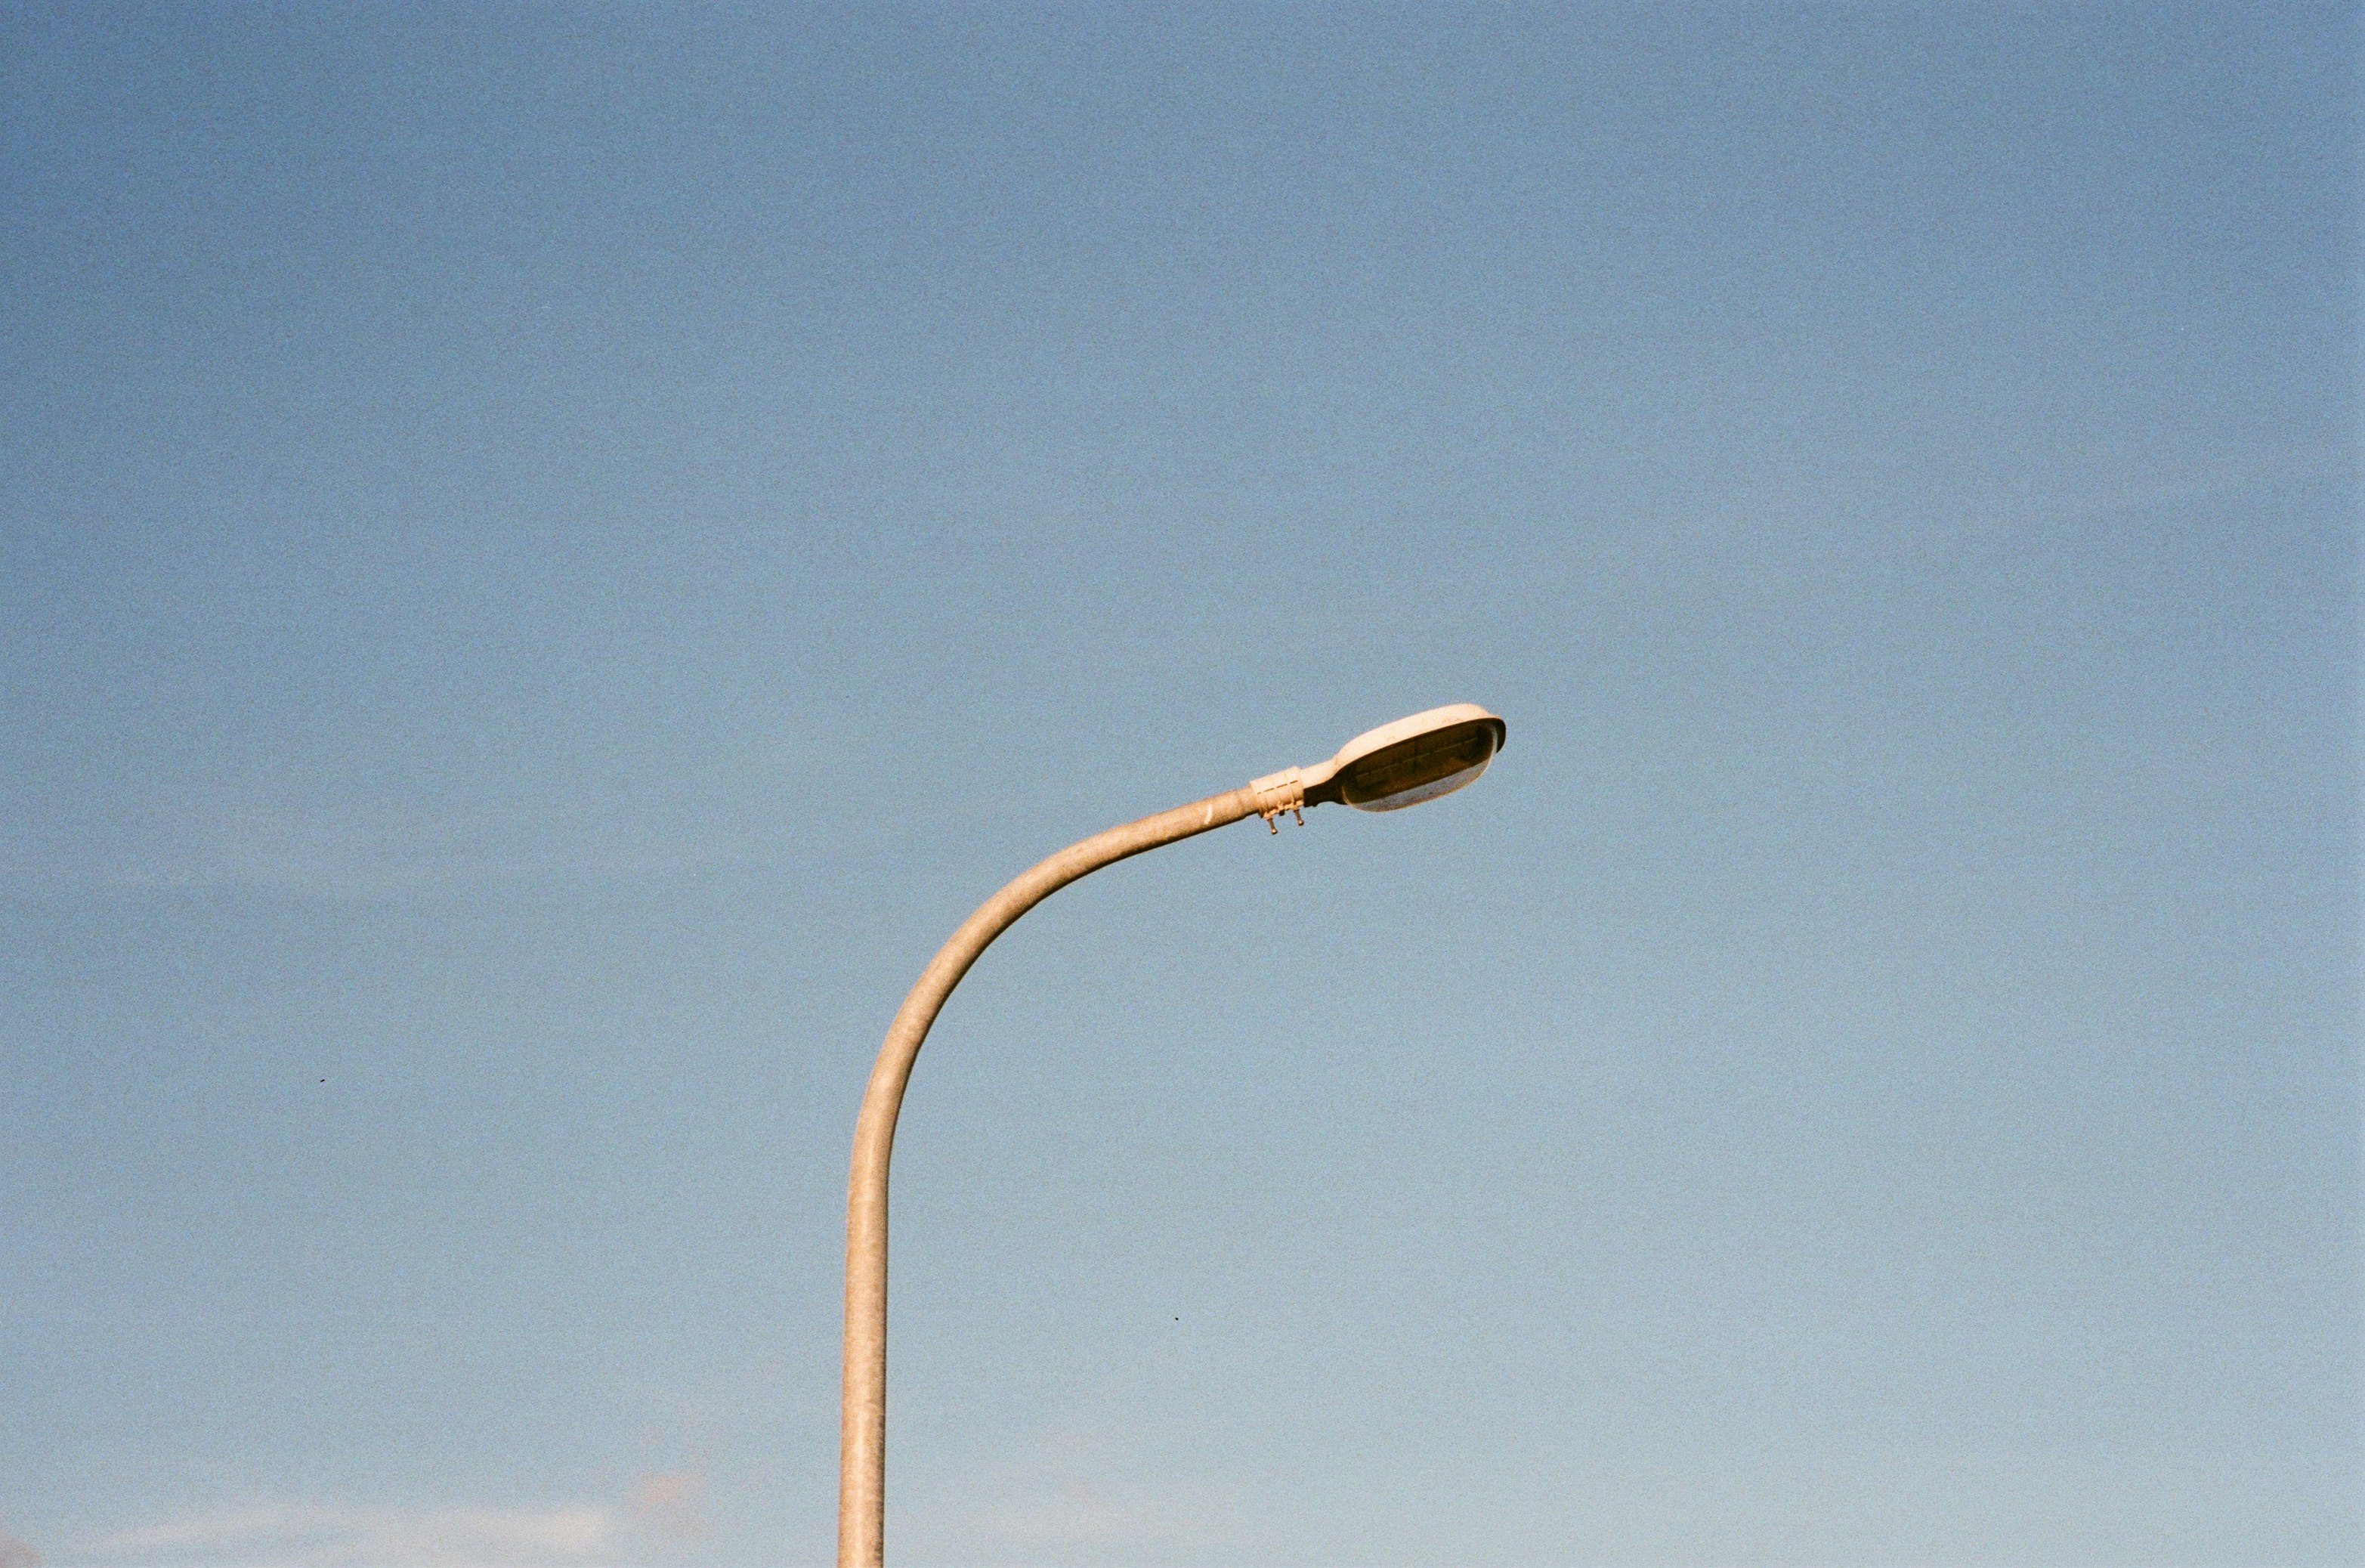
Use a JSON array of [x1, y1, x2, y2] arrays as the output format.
[[1300, 703, 1507, 812]]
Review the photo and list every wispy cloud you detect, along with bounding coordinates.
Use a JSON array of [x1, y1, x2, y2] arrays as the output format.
[[898, 1416, 1247, 1563], [626, 1474, 704, 1542], [76, 1502, 617, 1568], [0, 793, 706, 901], [972, 1477, 1233, 1551]]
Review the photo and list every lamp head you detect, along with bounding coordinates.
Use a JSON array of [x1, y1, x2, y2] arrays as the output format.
[[1301, 704, 1507, 812]]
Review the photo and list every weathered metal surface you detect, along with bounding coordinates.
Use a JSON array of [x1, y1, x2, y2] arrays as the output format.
[[837, 784, 1259, 1568]]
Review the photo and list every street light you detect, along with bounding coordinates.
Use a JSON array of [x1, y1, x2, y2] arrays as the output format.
[[837, 703, 1507, 1568]]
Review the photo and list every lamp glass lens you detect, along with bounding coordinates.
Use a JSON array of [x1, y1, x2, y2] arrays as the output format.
[[1337, 720, 1498, 812]]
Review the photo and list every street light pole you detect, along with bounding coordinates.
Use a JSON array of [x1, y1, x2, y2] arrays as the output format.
[[837, 705, 1506, 1568]]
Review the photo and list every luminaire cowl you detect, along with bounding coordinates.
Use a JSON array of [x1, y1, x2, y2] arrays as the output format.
[[1300, 702, 1508, 812]]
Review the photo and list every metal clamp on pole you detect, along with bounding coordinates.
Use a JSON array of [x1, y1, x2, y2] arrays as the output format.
[[1246, 767, 1307, 831]]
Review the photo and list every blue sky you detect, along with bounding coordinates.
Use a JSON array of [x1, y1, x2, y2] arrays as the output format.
[[1, 5, 2356, 1566]]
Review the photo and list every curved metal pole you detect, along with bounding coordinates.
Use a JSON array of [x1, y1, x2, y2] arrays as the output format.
[[839, 778, 1288, 1568]]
